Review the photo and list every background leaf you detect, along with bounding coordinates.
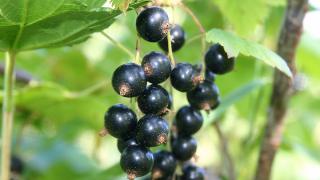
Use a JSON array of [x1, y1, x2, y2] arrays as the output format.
[[211, 0, 285, 36]]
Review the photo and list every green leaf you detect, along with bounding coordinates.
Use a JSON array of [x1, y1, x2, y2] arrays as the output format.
[[204, 79, 267, 126], [0, 0, 148, 52], [206, 29, 292, 77], [211, 0, 285, 36], [212, 0, 268, 36], [12, 81, 108, 129]]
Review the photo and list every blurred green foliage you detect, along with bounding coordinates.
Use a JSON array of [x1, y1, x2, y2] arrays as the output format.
[[0, 0, 320, 179]]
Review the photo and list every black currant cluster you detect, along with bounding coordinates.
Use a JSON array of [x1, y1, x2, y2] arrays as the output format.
[[101, 6, 235, 180]]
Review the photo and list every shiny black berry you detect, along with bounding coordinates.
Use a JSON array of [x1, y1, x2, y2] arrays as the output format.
[[120, 145, 154, 179], [176, 106, 203, 135], [152, 150, 177, 179], [138, 85, 169, 115], [141, 52, 171, 84], [181, 164, 205, 180], [112, 63, 147, 97], [205, 44, 235, 74], [171, 136, 197, 161], [159, 24, 185, 52], [187, 81, 219, 111], [136, 7, 170, 42], [11, 156, 24, 174], [136, 115, 169, 147], [104, 104, 137, 139], [170, 63, 202, 92], [117, 138, 139, 153], [205, 69, 216, 82]]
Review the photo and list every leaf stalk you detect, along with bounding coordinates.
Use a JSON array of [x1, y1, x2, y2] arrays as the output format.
[[1, 51, 16, 180]]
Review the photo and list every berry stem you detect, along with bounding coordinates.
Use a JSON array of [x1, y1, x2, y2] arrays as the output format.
[[64, 81, 107, 98], [101, 32, 135, 60], [184, 33, 203, 46], [135, 34, 141, 64], [167, 30, 175, 66], [171, 4, 175, 24], [1, 51, 16, 180], [178, 2, 206, 55]]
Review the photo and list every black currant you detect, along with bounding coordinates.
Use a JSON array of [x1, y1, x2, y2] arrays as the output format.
[[104, 104, 137, 139], [136, 7, 170, 42], [176, 106, 203, 135], [141, 51, 172, 84], [181, 164, 205, 180], [171, 136, 197, 161], [159, 24, 185, 52], [136, 115, 169, 147], [170, 63, 202, 92], [112, 63, 147, 97], [187, 81, 219, 111], [117, 138, 139, 153], [120, 145, 154, 179], [138, 85, 169, 115], [205, 69, 216, 82], [152, 150, 177, 179], [205, 44, 235, 74], [10, 156, 24, 174]]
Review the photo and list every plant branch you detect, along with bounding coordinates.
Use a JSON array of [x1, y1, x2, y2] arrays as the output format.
[[255, 0, 308, 180], [185, 33, 203, 46], [101, 32, 135, 60], [1, 51, 16, 180], [64, 81, 107, 98], [213, 122, 236, 180], [135, 34, 141, 64], [167, 30, 176, 66]]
